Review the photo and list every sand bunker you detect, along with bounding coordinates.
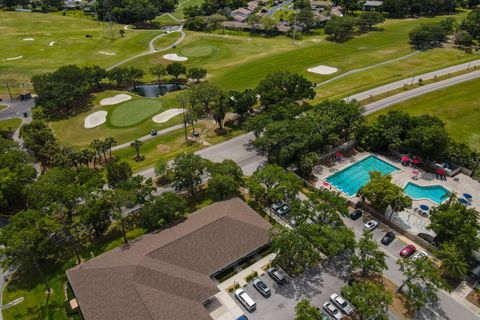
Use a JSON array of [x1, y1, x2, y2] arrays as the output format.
[[100, 94, 132, 106], [49, 41, 55, 46], [23, 38, 34, 41], [5, 56, 23, 61], [99, 51, 116, 56], [307, 65, 338, 75], [152, 108, 183, 123], [163, 53, 188, 62], [84, 111, 108, 128]]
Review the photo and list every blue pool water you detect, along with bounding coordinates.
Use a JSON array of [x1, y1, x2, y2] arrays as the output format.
[[403, 182, 450, 204], [326, 155, 400, 197]]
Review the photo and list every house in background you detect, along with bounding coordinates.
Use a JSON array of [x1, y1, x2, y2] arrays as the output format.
[[363, 0, 383, 11]]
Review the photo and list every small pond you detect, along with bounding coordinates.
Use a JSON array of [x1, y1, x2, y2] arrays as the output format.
[[130, 83, 188, 98]]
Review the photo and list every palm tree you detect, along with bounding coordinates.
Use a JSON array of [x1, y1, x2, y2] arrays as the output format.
[[90, 139, 104, 163], [130, 139, 143, 161], [436, 242, 469, 280], [105, 137, 117, 160]]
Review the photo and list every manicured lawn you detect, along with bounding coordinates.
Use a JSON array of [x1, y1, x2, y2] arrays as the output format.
[[0, 12, 161, 95], [113, 120, 245, 171], [171, 0, 204, 19], [108, 98, 164, 127], [368, 78, 480, 151], [0, 118, 22, 132], [152, 31, 182, 49], [125, 12, 476, 100], [0, 105, 7, 112], [49, 90, 184, 148], [153, 14, 182, 26]]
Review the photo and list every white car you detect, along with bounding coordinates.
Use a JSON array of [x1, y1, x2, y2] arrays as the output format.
[[364, 220, 379, 231], [323, 301, 343, 320], [330, 293, 354, 316], [234, 288, 256, 312], [412, 251, 429, 261]]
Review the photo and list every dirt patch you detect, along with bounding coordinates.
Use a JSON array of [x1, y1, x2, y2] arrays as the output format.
[[466, 288, 480, 308], [156, 144, 171, 153], [383, 277, 415, 320]]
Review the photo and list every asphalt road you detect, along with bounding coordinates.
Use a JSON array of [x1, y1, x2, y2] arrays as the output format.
[[342, 214, 479, 320], [363, 70, 480, 115], [0, 99, 34, 120], [347, 59, 480, 102]]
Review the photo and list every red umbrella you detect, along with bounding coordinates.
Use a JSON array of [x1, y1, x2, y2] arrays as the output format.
[[412, 159, 421, 164], [436, 168, 445, 175], [323, 181, 330, 187], [412, 170, 419, 175], [401, 156, 410, 162], [335, 151, 343, 157]]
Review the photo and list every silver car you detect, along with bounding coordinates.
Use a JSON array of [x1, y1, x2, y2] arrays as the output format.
[[364, 220, 379, 231], [330, 293, 354, 316], [323, 301, 343, 320]]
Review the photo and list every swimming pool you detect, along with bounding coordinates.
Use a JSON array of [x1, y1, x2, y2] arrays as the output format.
[[403, 182, 450, 204], [326, 155, 400, 197]]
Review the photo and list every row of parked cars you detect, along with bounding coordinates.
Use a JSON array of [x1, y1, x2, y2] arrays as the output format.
[[351, 209, 430, 260], [234, 268, 286, 313], [321, 293, 354, 320]]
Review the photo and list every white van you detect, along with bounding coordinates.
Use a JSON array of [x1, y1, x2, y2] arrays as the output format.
[[234, 288, 256, 312]]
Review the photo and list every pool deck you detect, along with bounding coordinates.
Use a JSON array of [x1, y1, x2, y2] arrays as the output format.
[[313, 152, 480, 235]]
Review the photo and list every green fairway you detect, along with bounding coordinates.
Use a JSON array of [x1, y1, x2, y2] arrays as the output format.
[[125, 12, 477, 100], [0, 12, 161, 95], [49, 90, 183, 148], [368, 78, 480, 151], [108, 99, 164, 127], [0, 105, 7, 112], [172, 0, 204, 19], [152, 32, 181, 49], [0, 118, 22, 132]]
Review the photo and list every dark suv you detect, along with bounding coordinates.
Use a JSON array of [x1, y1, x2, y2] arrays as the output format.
[[350, 209, 363, 220], [267, 267, 286, 284]]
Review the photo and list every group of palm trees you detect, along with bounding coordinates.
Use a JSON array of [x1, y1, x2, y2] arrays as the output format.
[[89, 137, 118, 165]]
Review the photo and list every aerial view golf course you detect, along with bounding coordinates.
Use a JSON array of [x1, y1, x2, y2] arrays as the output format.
[[1, 2, 480, 319]]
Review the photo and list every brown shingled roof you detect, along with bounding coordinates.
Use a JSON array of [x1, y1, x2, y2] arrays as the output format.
[[67, 198, 271, 320]]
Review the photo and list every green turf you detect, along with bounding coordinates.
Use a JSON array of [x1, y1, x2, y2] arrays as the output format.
[[152, 32, 181, 49], [0, 12, 162, 95], [172, 0, 204, 19], [153, 14, 182, 26], [368, 78, 480, 151], [125, 12, 477, 100], [0, 105, 7, 112], [0, 118, 22, 132], [49, 90, 183, 148], [108, 99, 164, 127]]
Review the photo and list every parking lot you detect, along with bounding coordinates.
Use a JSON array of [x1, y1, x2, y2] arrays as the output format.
[[230, 259, 353, 320]]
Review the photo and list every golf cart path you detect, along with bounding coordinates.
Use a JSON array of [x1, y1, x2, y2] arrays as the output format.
[[316, 51, 420, 87], [107, 25, 186, 71], [111, 123, 185, 151], [347, 59, 480, 102], [362, 69, 480, 115]]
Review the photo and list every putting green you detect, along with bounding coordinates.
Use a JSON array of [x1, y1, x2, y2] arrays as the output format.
[[108, 99, 164, 127], [179, 45, 213, 57]]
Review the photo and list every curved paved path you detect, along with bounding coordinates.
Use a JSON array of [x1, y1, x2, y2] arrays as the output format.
[[107, 25, 186, 71]]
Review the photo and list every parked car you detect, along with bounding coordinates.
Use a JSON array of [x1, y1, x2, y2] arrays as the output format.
[[252, 278, 271, 297], [412, 251, 428, 261], [400, 244, 416, 257], [236, 316, 248, 320], [381, 231, 396, 245], [234, 288, 256, 312], [276, 204, 291, 215], [323, 301, 343, 320], [271, 201, 285, 211], [267, 267, 286, 284], [364, 220, 379, 231], [316, 310, 330, 320], [330, 293, 354, 316], [349, 209, 363, 220], [417, 233, 439, 247]]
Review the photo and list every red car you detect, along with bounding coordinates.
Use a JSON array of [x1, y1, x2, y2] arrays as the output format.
[[400, 244, 416, 257]]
